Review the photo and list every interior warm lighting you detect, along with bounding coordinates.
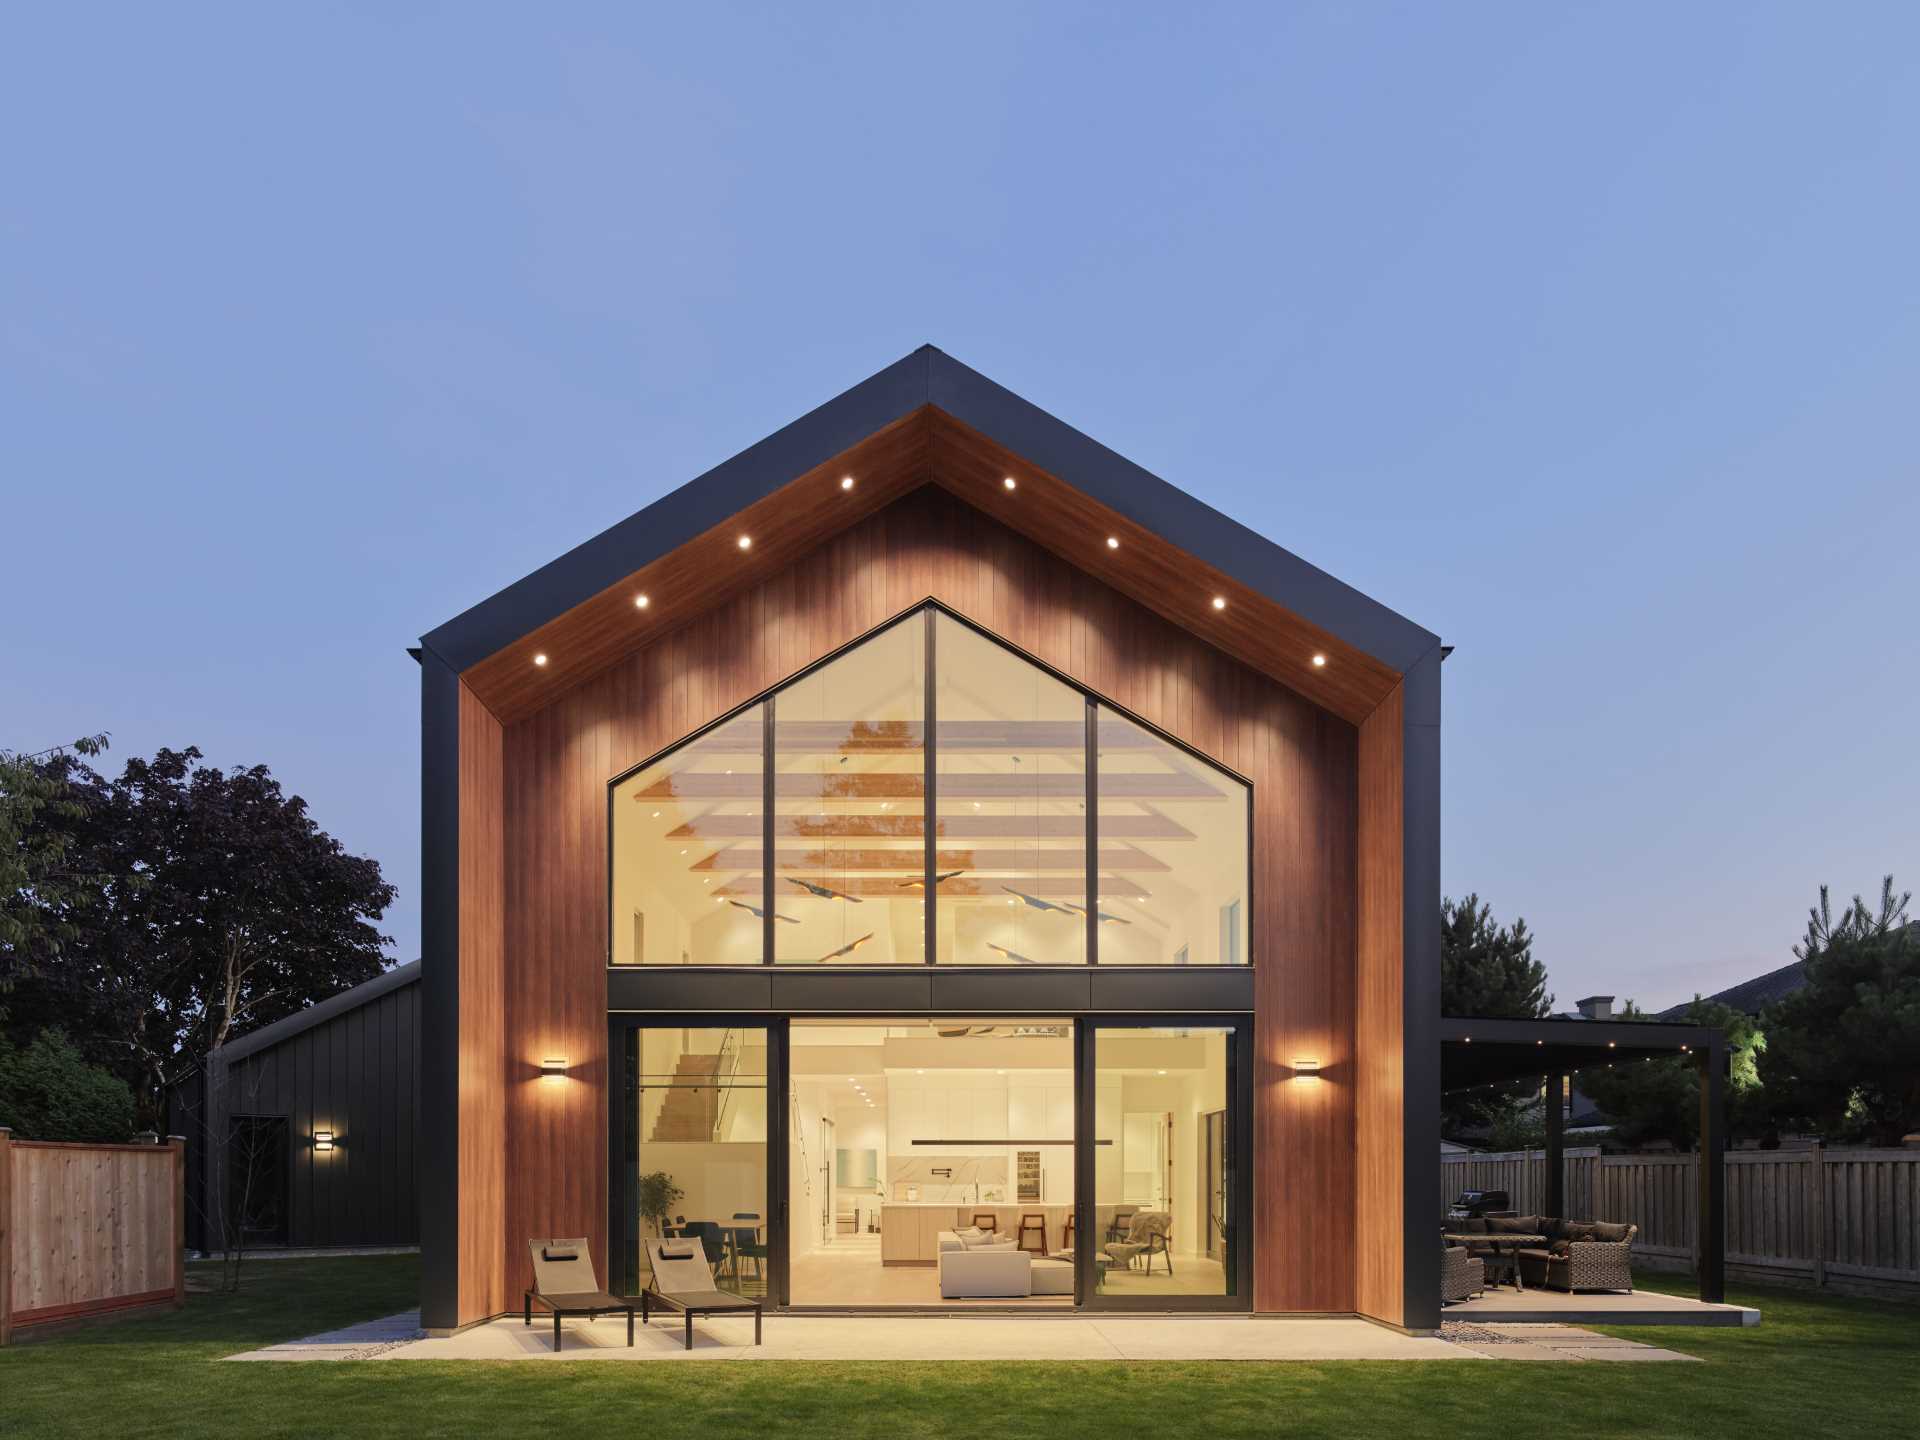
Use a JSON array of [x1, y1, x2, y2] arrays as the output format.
[[737, 535, 752, 550], [541, 1057, 568, 1079], [1211, 596, 1226, 610], [635, 594, 650, 609], [1002, 476, 1017, 490], [312, 1130, 334, 1152], [533, 652, 549, 667], [841, 476, 855, 490], [1311, 653, 1327, 667], [1106, 536, 1120, 549]]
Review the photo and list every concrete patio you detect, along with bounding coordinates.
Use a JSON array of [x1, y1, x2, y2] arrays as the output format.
[[1448, 1287, 1760, 1326], [227, 1309, 1700, 1364]]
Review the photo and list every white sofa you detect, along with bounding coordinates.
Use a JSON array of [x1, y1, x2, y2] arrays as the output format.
[[937, 1230, 1030, 1298]]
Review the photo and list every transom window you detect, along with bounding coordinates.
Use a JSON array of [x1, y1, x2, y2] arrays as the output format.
[[610, 605, 1250, 966]]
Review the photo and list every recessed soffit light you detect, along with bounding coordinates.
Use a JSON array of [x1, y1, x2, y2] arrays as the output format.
[[738, 535, 752, 550], [1002, 476, 1017, 490], [635, 594, 650, 609], [1311, 653, 1327, 667], [1211, 596, 1226, 610], [533, 653, 549, 667]]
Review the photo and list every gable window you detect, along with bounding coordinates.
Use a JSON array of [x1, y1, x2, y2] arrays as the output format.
[[610, 604, 1250, 966]]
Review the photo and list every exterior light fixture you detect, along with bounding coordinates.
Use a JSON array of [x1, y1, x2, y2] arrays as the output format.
[[841, 476, 855, 490], [635, 594, 650, 609], [313, 1130, 334, 1152], [533, 653, 549, 667], [541, 1057, 569, 1079], [737, 535, 752, 550], [1211, 596, 1226, 610], [1311, 654, 1327, 668], [1291, 1058, 1322, 1079], [1106, 536, 1120, 549], [1003, 476, 1017, 490]]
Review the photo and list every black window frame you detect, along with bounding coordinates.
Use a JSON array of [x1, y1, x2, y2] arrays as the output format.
[[605, 599, 1256, 970]]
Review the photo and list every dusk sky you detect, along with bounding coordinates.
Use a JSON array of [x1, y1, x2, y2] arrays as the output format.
[[5, 5, 1914, 1013]]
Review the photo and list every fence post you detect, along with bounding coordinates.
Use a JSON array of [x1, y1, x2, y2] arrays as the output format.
[[1809, 1143, 1826, 1292], [1, 1128, 12, 1347], [168, 1135, 188, 1310]]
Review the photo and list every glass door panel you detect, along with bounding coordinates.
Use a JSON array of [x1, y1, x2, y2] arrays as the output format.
[[619, 1025, 769, 1298], [1086, 1023, 1243, 1307]]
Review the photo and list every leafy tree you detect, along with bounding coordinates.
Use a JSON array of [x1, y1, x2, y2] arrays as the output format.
[[1441, 894, 1552, 1019], [1577, 998, 1764, 1149], [0, 734, 112, 988], [1440, 894, 1552, 1141], [0, 1028, 135, 1142], [6, 746, 396, 1127], [1759, 877, 1919, 1146]]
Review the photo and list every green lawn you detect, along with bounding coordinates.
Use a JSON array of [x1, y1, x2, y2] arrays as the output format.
[[3, 1257, 1915, 1440]]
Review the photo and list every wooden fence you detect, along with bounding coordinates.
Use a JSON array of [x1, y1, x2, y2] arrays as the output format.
[[0, 1129, 186, 1344], [1442, 1145, 1920, 1299]]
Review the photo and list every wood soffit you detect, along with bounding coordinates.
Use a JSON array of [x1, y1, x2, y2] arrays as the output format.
[[456, 405, 1407, 727]]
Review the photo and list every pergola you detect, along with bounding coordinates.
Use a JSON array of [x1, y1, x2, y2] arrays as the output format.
[[1439, 1014, 1727, 1303]]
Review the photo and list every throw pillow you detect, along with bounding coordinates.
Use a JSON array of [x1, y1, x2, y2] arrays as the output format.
[[1488, 1215, 1541, 1236], [1588, 1221, 1632, 1244]]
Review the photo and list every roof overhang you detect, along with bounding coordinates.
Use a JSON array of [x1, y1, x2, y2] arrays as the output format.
[[215, 961, 421, 1065], [1440, 1015, 1719, 1094], [419, 346, 1441, 725]]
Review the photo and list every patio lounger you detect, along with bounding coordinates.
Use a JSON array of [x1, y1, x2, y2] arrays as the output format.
[[523, 1237, 638, 1352], [642, 1238, 764, 1350]]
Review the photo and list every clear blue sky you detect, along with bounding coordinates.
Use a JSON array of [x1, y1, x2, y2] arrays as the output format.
[[4, 4, 1915, 1012]]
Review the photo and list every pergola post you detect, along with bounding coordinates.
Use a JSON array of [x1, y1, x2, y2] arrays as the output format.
[[1544, 1072, 1566, 1219], [1697, 1037, 1727, 1303]]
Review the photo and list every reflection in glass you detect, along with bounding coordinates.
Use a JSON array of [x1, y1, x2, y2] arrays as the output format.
[[623, 1026, 768, 1297], [1093, 1026, 1233, 1298], [774, 616, 925, 963], [610, 704, 766, 965], [1094, 707, 1249, 965], [934, 614, 1086, 964]]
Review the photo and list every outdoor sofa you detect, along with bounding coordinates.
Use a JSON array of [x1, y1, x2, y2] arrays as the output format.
[[1451, 1215, 1638, 1293]]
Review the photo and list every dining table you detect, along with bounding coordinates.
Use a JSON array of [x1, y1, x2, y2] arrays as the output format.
[[1442, 1232, 1546, 1292]]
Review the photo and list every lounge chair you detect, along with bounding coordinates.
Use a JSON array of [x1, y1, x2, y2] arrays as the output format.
[[523, 1237, 637, 1352], [642, 1238, 764, 1349]]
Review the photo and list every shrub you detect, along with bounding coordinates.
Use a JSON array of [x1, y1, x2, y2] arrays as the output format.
[[0, 1027, 136, 1142]]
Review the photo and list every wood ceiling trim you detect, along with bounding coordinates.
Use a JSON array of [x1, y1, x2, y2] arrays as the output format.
[[461, 404, 1402, 726], [924, 409, 1399, 725], [461, 411, 933, 722]]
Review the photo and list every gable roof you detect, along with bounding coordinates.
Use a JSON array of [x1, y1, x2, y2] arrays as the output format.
[[215, 961, 420, 1064], [1656, 960, 1807, 1020], [420, 346, 1441, 725]]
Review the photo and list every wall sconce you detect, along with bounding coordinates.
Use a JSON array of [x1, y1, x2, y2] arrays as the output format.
[[541, 1057, 569, 1080], [1291, 1058, 1322, 1080], [313, 1130, 334, 1152]]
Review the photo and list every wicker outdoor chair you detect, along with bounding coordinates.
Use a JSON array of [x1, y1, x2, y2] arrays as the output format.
[[1441, 1244, 1484, 1304], [1519, 1221, 1637, 1293]]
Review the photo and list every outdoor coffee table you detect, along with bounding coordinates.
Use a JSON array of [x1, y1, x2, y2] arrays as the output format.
[[1443, 1233, 1545, 1292]]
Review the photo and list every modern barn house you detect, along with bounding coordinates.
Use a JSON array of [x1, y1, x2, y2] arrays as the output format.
[[415, 348, 1442, 1334]]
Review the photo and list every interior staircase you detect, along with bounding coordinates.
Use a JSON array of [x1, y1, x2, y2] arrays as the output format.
[[647, 1052, 725, 1141]]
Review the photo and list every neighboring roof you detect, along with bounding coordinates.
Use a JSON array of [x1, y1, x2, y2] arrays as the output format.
[[216, 961, 421, 1064], [418, 346, 1441, 725], [1656, 960, 1806, 1020]]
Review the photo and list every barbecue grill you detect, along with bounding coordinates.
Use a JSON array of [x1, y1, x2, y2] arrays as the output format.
[[1445, 1189, 1510, 1221]]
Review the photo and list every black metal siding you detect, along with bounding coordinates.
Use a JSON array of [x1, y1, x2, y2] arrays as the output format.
[[203, 976, 421, 1250]]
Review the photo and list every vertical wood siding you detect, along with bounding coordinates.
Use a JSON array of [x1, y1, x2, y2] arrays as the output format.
[[491, 485, 1363, 1314]]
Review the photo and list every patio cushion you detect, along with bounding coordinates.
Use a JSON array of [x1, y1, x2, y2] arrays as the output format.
[[1562, 1221, 1598, 1244], [1588, 1221, 1633, 1243], [1453, 1217, 1488, 1235]]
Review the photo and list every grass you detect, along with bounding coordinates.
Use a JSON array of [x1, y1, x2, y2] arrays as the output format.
[[2, 1256, 1915, 1439]]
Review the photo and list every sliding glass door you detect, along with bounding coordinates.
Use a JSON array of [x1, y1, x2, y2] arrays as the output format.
[[613, 1022, 773, 1299], [1079, 1019, 1250, 1310]]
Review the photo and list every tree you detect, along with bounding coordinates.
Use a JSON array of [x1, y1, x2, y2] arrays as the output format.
[[0, 1028, 135, 1143], [1577, 998, 1764, 1149], [1440, 894, 1552, 1141], [6, 746, 396, 1127], [1441, 894, 1552, 1020], [0, 734, 112, 989], [1759, 877, 1919, 1146]]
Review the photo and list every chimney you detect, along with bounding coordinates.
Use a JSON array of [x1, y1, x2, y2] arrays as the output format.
[[1575, 995, 1614, 1021]]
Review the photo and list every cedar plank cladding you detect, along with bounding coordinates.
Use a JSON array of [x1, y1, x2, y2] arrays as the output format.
[[493, 485, 1359, 1314], [456, 681, 507, 1321]]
